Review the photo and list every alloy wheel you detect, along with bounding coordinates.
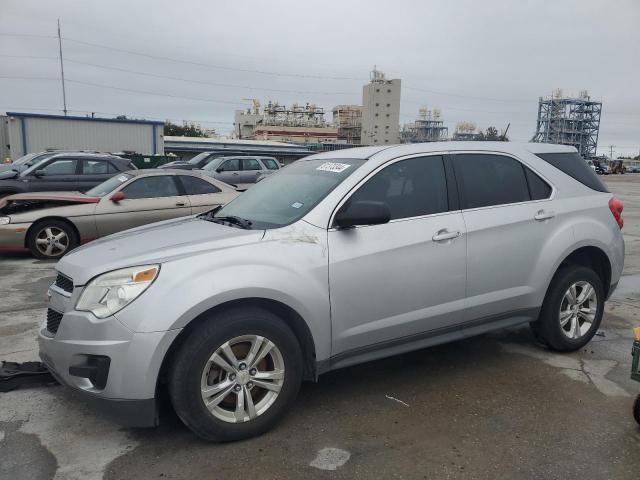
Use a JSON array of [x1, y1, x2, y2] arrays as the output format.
[[35, 227, 69, 257], [559, 281, 598, 339], [200, 335, 285, 423]]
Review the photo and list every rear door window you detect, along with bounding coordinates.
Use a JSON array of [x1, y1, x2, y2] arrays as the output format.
[[242, 159, 262, 171], [180, 175, 221, 195], [534, 152, 608, 192], [122, 176, 180, 199], [347, 155, 449, 220], [83, 160, 109, 174], [452, 154, 530, 209]]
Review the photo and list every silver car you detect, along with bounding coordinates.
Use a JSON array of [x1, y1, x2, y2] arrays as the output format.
[[40, 142, 624, 441], [201, 156, 280, 189]]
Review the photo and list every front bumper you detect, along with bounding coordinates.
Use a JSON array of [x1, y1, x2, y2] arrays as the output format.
[[39, 282, 182, 428], [0, 222, 30, 252], [41, 354, 158, 427]]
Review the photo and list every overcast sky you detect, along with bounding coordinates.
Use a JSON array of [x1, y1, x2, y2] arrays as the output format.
[[1, 0, 638, 156]]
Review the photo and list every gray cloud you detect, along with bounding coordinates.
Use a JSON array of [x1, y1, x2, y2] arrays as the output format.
[[1, 0, 638, 156]]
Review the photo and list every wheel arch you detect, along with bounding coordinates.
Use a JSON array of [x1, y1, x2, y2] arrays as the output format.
[[553, 245, 612, 298], [157, 297, 319, 396], [24, 216, 81, 248]]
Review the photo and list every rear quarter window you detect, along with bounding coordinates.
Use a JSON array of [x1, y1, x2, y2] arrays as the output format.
[[261, 158, 280, 170], [535, 152, 608, 193], [524, 168, 552, 200]]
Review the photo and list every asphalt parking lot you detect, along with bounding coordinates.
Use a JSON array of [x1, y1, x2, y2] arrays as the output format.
[[1, 175, 640, 480]]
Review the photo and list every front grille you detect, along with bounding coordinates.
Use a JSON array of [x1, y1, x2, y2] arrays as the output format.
[[54, 273, 74, 294], [46, 309, 63, 335]]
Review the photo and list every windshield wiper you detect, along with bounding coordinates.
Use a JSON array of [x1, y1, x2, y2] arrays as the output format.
[[213, 216, 253, 229], [199, 211, 253, 229]]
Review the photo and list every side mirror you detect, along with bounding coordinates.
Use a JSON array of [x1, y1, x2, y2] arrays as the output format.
[[215, 167, 223, 173], [334, 200, 391, 229], [33, 169, 45, 177], [110, 191, 125, 203]]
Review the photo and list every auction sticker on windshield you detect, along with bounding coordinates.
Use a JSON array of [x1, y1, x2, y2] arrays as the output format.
[[316, 162, 351, 173], [117, 175, 129, 182]]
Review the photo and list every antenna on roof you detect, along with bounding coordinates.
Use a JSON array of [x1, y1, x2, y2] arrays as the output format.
[[57, 19, 68, 116]]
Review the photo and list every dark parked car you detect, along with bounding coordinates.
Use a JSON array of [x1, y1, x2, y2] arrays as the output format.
[[159, 152, 220, 170], [0, 151, 59, 174], [0, 153, 135, 198], [0, 150, 106, 174]]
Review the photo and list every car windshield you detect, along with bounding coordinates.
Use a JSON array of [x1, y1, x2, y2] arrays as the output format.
[[85, 173, 134, 197], [210, 158, 365, 229], [188, 152, 212, 165], [11, 152, 39, 166], [11, 152, 52, 170]]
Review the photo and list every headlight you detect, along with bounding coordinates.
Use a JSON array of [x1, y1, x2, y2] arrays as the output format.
[[76, 265, 159, 318], [0, 217, 9, 225]]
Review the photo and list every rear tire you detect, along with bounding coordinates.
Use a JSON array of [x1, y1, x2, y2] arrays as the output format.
[[531, 265, 604, 352], [27, 219, 78, 260], [168, 307, 303, 442], [634, 395, 640, 425]]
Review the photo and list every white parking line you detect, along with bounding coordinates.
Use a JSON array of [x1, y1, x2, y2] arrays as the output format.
[[309, 447, 351, 471]]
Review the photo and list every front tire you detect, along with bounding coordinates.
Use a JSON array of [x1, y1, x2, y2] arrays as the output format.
[[531, 265, 604, 352], [27, 219, 78, 260], [168, 307, 303, 441]]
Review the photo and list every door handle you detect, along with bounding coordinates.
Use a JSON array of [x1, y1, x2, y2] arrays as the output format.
[[432, 229, 461, 242], [175, 202, 186, 207], [534, 210, 555, 221], [232, 172, 239, 176]]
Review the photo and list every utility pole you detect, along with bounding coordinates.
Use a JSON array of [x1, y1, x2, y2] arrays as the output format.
[[57, 19, 67, 115], [609, 145, 615, 159]]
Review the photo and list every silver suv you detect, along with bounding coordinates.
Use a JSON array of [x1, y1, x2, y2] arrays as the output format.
[[201, 156, 280, 189], [39, 142, 625, 441]]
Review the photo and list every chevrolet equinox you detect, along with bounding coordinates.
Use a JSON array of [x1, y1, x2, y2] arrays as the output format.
[[39, 142, 625, 441]]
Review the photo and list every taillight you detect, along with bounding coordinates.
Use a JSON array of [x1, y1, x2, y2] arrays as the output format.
[[609, 197, 624, 229]]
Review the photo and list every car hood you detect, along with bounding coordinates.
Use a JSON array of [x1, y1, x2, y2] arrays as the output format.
[[0, 191, 98, 209], [57, 216, 263, 284], [0, 169, 19, 179]]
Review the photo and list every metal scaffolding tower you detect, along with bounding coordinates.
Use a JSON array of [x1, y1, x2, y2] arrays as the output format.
[[532, 89, 602, 159], [401, 108, 448, 143], [332, 105, 362, 145]]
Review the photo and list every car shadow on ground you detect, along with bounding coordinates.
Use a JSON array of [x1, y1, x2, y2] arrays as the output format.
[[0, 252, 57, 264], [102, 324, 640, 480]]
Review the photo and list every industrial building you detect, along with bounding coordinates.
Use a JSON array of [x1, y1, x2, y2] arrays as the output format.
[[1, 112, 164, 160], [532, 89, 602, 159], [400, 108, 448, 143], [253, 125, 338, 144], [164, 135, 312, 165], [233, 100, 339, 145], [332, 105, 362, 145], [361, 68, 401, 145], [451, 122, 484, 141]]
